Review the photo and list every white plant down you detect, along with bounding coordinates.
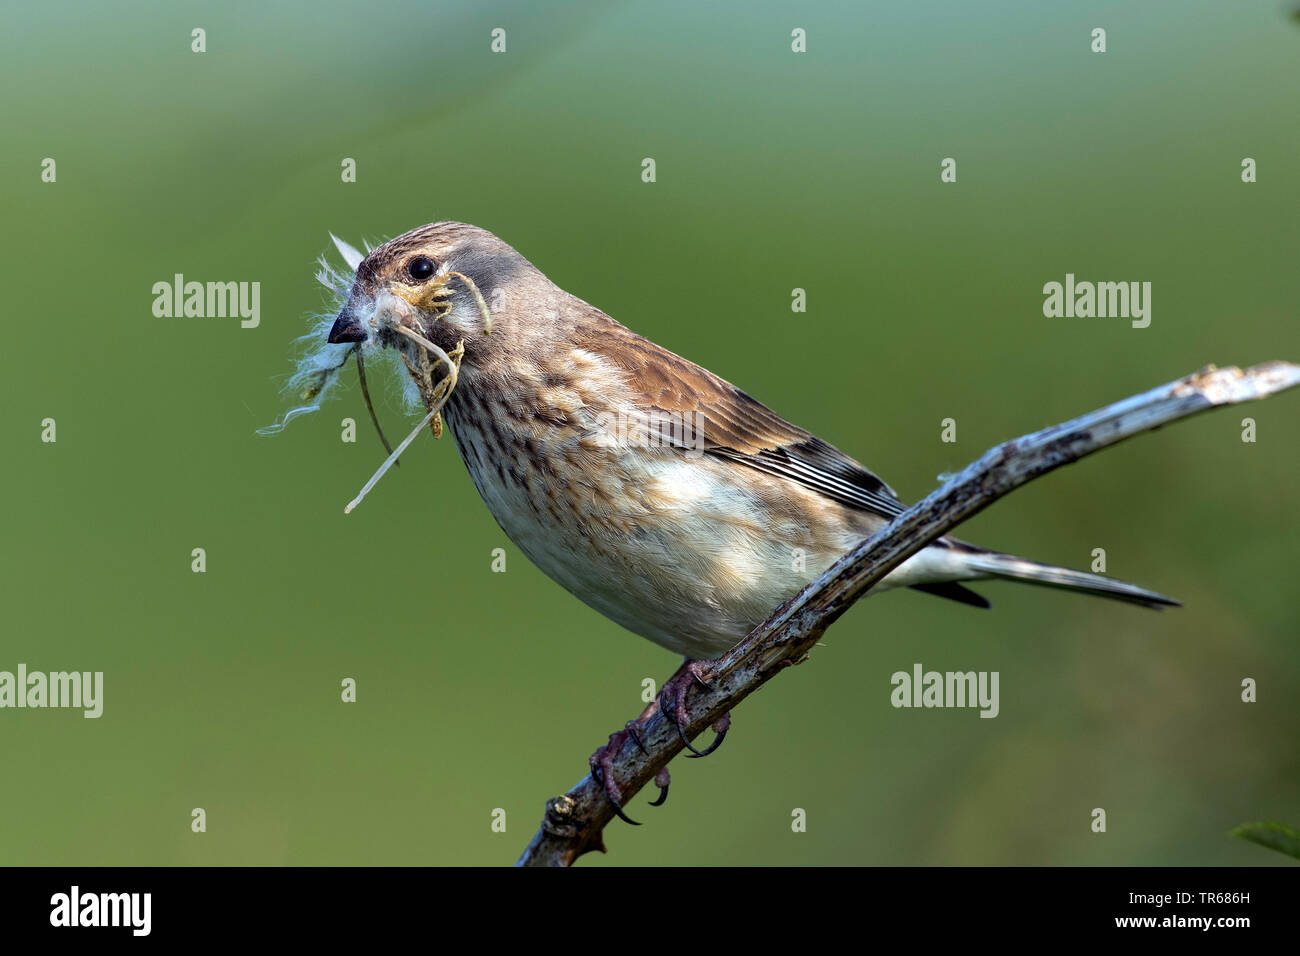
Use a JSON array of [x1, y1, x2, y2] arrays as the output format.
[[257, 234, 421, 437]]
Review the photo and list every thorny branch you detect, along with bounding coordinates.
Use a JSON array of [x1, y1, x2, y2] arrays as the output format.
[[515, 361, 1300, 867]]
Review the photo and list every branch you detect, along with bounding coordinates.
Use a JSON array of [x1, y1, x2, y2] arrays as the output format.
[[515, 361, 1300, 867]]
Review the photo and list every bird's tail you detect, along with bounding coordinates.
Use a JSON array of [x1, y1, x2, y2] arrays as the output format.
[[959, 550, 1180, 610]]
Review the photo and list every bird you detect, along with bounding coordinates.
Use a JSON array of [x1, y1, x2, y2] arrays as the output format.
[[320, 221, 1178, 818]]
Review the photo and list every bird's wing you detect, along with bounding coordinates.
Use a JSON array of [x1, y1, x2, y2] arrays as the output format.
[[578, 318, 908, 520]]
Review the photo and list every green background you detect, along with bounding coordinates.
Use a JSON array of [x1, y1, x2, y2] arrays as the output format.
[[2, 0, 1297, 866]]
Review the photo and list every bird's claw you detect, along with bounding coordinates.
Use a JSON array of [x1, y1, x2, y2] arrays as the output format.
[[623, 718, 648, 755], [589, 730, 641, 826], [648, 766, 670, 807], [658, 660, 731, 758], [588, 660, 731, 824]]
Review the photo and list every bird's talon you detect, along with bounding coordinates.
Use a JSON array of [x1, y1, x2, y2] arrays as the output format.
[[606, 789, 640, 826], [672, 715, 710, 756], [686, 712, 730, 758], [589, 733, 641, 826], [624, 720, 648, 755], [658, 660, 730, 758], [649, 767, 670, 807]]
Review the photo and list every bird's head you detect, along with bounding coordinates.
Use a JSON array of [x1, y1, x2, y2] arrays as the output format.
[[328, 221, 527, 363], [258, 221, 546, 441]]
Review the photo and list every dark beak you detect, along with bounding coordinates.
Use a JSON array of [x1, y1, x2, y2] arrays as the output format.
[[327, 310, 366, 344]]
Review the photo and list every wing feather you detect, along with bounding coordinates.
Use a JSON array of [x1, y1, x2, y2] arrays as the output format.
[[576, 318, 907, 520]]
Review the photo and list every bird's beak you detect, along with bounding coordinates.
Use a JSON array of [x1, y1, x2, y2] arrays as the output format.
[[328, 308, 366, 344]]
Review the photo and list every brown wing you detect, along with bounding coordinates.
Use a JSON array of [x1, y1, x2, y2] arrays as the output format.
[[576, 317, 908, 521]]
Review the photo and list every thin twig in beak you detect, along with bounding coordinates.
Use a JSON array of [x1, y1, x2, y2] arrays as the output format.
[[355, 348, 398, 465], [447, 271, 494, 335], [391, 322, 456, 370], [343, 323, 464, 514], [344, 404, 442, 514]]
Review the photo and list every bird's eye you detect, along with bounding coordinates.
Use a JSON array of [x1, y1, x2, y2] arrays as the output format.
[[406, 256, 437, 282]]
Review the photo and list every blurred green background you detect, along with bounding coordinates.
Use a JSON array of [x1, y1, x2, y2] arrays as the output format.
[[2, 0, 1297, 866]]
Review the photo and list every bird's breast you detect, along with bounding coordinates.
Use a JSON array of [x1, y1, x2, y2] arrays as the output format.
[[438, 377, 865, 657]]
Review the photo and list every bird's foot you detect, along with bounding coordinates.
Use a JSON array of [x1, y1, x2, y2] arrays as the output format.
[[588, 659, 730, 825], [658, 659, 731, 759], [589, 711, 663, 826]]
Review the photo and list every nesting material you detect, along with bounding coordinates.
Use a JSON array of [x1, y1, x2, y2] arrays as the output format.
[[261, 234, 493, 514]]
